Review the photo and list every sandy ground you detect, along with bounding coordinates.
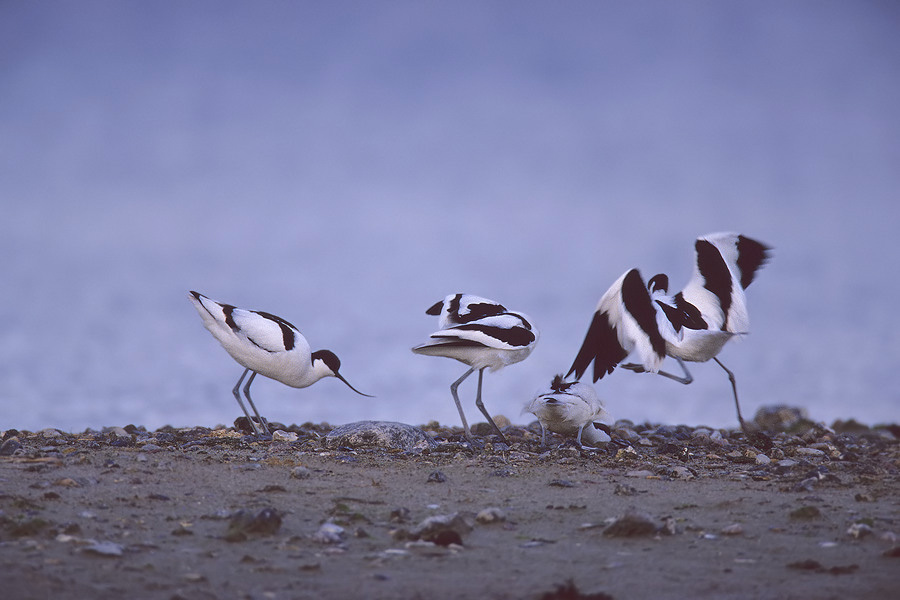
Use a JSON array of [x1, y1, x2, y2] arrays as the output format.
[[1, 418, 898, 600]]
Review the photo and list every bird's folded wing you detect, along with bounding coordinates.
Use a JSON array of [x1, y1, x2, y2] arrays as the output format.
[[228, 308, 298, 353]]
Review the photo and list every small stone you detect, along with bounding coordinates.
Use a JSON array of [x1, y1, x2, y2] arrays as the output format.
[[668, 466, 695, 480], [291, 466, 312, 480], [549, 479, 575, 487], [793, 447, 826, 457], [427, 470, 447, 483], [54, 478, 81, 488], [225, 508, 282, 542], [82, 541, 124, 557], [475, 507, 506, 524], [389, 507, 410, 523], [272, 430, 299, 442], [312, 522, 345, 544], [39, 428, 63, 438], [603, 510, 659, 538], [139, 443, 164, 453], [0, 438, 22, 456], [624, 470, 654, 478], [789, 506, 821, 520], [755, 453, 771, 465], [846, 522, 873, 539], [721, 523, 744, 536], [411, 512, 474, 545]]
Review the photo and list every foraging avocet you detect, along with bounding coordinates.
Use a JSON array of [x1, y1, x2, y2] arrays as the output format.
[[426, 293, 509, 329], [525, 374, 612, 447], [413, 295, 538, 444], [189, 291, 372, 435], [567, 232, 771, 431]]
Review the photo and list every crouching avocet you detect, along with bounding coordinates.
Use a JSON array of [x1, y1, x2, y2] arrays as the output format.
[[567, 232, 771, 432], [189, 291, 372, 435], [413, 294, 538, 445], [525, 374, 612, 447]]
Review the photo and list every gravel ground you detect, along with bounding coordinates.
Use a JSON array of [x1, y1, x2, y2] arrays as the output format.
[[1, 413, 898, 600]]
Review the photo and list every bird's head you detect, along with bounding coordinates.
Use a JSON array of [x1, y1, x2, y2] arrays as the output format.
[[311, 350, 374, 397]]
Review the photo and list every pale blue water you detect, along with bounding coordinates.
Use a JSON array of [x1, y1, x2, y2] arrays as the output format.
[[2, 1, 898, 432]]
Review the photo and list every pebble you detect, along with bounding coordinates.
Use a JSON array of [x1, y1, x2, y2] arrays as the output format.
[[603, 510, 659, 538], [427, 470, 447, 483], [409, 512, 474, 545], [0, 438, 22, 456], [846, 522, 873, 539], [668, 466, 695, 480], [224, 508, 282, 542], [793, 447, 825, 457], [755, 453, 771, 465], [272, 430, 299, 442], [475, 507, 506, 524], [313, 522, 346, 544], [325, 421, 436, 451], [82, 541, 124, 557], [625, 470, 654, 478], [291, 466, 312, 480], [721, 523, 744, 536]]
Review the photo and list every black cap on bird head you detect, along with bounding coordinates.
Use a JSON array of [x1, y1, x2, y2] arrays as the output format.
[[310, 350, 374, 397]]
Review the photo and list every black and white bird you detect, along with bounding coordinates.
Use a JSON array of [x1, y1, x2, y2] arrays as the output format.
[[413, 295, 538, 444], [567, 232, 771, 431], [525, 374, 612, 447], [189, 291, 372, 435]]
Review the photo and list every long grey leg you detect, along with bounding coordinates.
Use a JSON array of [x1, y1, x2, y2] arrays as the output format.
[[621, 357, 693, 384], [713, 357, 748, 432], [232, 369, 262, 435], [473, 368, 510, 444], [656, 357, 693, 385], [450, 367, 476, 442], [242, 371, 270, 435]]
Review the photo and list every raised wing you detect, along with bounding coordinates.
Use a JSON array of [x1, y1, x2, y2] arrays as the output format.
[[567, 269, 668, 383], [679, 233, 771, 333]]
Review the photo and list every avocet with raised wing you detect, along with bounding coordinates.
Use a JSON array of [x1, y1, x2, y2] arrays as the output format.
[[567, 232, 771, 431]]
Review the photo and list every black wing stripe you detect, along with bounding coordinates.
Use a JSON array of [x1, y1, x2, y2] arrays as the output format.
[[736, 235, 771, 289], [452, 323, 535, 347], [424, 338, 490, 349], [695, 239, 733, 330], [222, 304, 239, 332], [622, 269, 667, 359], [566, 310, 627, 383], [657, 294, 708, 331], [464, 302, 507, 322], [253, 310, 297, 351], [247, 336, 276, 353]]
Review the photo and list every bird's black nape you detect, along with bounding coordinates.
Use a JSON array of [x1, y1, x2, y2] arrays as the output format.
[[648, 273, 669, 293], [311, 349, 341, 372]]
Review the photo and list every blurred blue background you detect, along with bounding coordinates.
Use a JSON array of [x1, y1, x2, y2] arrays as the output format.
[[1, 1, 897, 432]]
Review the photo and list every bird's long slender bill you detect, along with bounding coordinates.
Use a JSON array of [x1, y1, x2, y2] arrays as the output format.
[[336, 373, 374, 397]]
